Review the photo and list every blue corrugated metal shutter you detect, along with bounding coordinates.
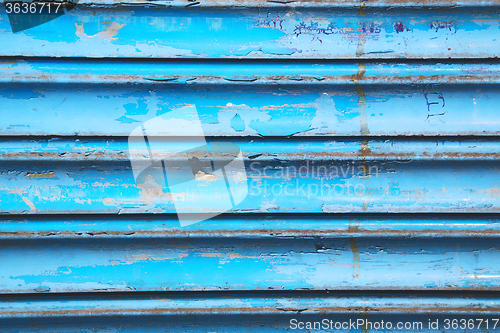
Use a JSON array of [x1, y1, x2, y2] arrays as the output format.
[[1, 0, 500, 331]]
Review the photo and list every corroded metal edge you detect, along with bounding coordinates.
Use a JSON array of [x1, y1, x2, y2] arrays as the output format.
[[76, 0, 500, 8], [2, 293, 500, 318]]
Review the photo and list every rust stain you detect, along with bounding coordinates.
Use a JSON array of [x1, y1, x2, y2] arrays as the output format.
[[353, 63, 371, 209], [349, 62, 371, 210], [360, 139, 371, 184], [3, 227, 500, 239], [228, 252, 260, 260], [53, 0, 500, 6], [6, 303, 500, 318], [4, 150, 500, 161], [7, 73, 500, 85], [110, 253, 189, 266], [353, 63, 369, 136], [2, 284, 500, 295], [361, 311, 370, 333], [26, 171, 54, 178]]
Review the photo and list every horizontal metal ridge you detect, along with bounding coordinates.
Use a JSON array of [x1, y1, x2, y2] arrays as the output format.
[[72, 0, 500, 8], [1, 214, 500, 239], [2, 293, 500, 318], [2, 82, 500, 137], [4, 289, 500, 298], [1, 237, 500, 292], [1, 160, 499, 214], [3, 60, 500, 84], [1, 138, 500, 161]]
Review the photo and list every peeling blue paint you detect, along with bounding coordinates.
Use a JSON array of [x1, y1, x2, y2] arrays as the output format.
[[1, 1, 499, 330]]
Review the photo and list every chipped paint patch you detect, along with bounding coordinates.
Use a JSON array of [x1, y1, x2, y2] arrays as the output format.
[[137, 175, 176, 205], [75, 21, 125, 40], [21, 197, 37, 212], [195, 171, 218, 182]]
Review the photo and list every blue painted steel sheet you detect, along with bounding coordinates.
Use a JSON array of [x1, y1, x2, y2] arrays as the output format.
[[2, 215, 500, 238], [0, 0, 499, 331], [2, 292, 500, 332], [0, 6, 499, 58], [1, 61, 500, 136], [0, 140, 499, 214], [1, 237, 500, 292]]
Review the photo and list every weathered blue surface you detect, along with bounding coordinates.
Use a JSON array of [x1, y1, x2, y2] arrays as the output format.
[[1, 215, 500, 238], [2, 312, 500, 332], [1, 237, 500, 292], [2, 293, 500, 332], [3, 60, 500, 83], [0, 159, 498, 214], [1, 61, 500, 136], [2, 138, 500, 161], [0, 7, 499, 58], [1, 137, 500, 214], [1, 0, 500, 330], [64, 0, 500, 7]]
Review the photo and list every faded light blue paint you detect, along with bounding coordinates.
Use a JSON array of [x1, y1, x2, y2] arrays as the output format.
[[0, 7, 499, 58], [1, 0, 500, 331]]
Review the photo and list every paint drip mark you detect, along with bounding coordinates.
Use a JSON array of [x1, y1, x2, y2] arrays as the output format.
[[360, 139, 371, 176], [353, 63, 370, 209], [361, 311, 370, 333], [353, 63, 369, 136], [21, 197, 37, 212], [356, 0, 367, 57], [349, 219, 360, 279], [360, 138, 370, 210], [356, 32, 366, 57], [350, 237, 360, 279]]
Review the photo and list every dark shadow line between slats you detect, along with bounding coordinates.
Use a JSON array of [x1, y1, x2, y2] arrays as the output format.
[[1, 56, 500, 65], [2, 212, 500, 219], [1, 135, 500, 141], [2, 289, 500, 301]]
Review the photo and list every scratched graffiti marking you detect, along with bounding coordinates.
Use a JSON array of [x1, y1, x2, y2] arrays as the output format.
[[293, 22, 337, 36], [430, 20, 456, 33], [424, 92, 446, 123], [255, 11, 382, 43], [393, 21, 410, 33], [255, 12, 284, 30]]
